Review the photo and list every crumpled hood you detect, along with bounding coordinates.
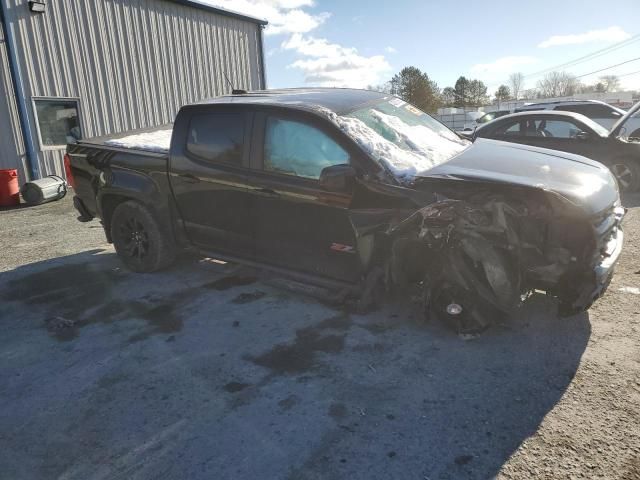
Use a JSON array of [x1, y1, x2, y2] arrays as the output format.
[[420, 138, 619, 215]]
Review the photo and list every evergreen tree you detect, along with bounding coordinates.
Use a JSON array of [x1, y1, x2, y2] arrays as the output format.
[[468, 79, 489, 106], [495, 85, 511, 103], [391, 67, 441, 113], [453, 76, 471, 107]]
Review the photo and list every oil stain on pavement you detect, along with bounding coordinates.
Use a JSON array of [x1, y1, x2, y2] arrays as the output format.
[[247, 314, 352, 374]]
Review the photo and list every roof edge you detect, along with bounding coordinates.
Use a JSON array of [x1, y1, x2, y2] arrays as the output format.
[[166, 0, 268, 25]]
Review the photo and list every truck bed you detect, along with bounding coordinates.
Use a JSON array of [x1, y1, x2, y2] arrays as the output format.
[[78, 124, 174, 155], [67, 124, 174, 219]]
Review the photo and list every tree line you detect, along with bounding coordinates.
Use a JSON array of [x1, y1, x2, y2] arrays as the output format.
[[370, 67, 633, 113]]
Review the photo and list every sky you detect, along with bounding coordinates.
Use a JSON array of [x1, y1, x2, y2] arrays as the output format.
[[202, 0, 640, 94]]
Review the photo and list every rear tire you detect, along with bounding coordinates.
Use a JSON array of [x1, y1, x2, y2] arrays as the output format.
[[110, 201, 176, 272], [609, 159, 640, 192]]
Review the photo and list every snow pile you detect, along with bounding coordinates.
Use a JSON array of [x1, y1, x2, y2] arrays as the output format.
[[318, 106, 467, 181], [105, 127, 173, 153]]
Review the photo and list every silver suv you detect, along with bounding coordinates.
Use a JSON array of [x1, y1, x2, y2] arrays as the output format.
[[516, 100, 640, 137]]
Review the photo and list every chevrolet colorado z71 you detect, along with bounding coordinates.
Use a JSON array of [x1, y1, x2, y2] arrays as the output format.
[[67, 88, 625, 332]]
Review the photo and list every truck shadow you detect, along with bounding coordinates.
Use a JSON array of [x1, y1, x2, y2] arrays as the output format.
[[273, 292, 591, 480], [0, 250, 590, 480], [622, 191, 640, 208]]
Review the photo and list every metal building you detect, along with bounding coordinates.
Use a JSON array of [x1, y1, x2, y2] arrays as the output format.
[[0, 0, 267, 183]]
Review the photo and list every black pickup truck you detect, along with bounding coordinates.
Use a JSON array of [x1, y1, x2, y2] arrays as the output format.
[[67, 88, 625, 332]]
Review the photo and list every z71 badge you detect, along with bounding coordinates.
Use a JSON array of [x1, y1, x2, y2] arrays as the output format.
[[330, 243, 356, 254]]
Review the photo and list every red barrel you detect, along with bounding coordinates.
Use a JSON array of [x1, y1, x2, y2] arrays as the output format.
[[0, 169, 20, 207]]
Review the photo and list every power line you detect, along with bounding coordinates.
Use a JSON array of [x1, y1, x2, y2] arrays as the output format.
[[618, 69, 640, 77], [523, 34, 640, 79], [575, 57, 640, 78]]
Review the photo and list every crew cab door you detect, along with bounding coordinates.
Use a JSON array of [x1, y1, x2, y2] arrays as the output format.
[[169, 107, 254, 257], [247, 110, 362, 283]]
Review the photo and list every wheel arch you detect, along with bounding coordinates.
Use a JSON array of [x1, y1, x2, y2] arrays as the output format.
[[607, 155, 640, 192]]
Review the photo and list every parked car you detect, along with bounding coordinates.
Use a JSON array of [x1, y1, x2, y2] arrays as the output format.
[[515, 100, 640, 136], [473, 102, 640, 191], [463, 109, 511, 131], [67, 88, 625, 332]]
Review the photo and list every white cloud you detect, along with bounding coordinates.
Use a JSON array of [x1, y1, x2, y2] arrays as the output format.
[[470, 56, 538, 75], [538, 26, 631, 48], [205, 1, 390, 88], [385, 46, 397, 54], [282, 34, 391, 87], [205, 0, 330, 36]]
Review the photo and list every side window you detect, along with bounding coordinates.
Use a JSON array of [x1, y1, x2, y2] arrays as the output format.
[[555, 104, 622, 119], [186, 113, 244, 165], [495, 120, 521, 136], [537, 119, 583, 138], [554, 105, 587, 116], [587, 104, 623, 119], [264, 117, 350, 180]]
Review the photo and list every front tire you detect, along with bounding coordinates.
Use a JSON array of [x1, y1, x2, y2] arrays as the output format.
[[110, 201, 176, 272], [609, 159, 640, 192]]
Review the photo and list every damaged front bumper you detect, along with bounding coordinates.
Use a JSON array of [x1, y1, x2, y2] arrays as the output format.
[[562, 212, 625, 315], [375, 197, 626, 332]]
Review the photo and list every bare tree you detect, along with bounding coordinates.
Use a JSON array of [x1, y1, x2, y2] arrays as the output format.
[[508, 72, 524, 100], [536, 71, 581, 98], [599, 75, 621, 92]]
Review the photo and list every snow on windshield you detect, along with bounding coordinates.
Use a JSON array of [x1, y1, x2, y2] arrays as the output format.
[[105, 127, 173, 153], [319, 102, 468, 182]]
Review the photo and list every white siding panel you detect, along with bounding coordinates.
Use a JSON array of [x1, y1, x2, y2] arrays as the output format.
[[3, 0, 264, 179]]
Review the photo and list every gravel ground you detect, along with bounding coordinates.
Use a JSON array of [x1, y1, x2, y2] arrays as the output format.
[[0, 194, 639, 480]]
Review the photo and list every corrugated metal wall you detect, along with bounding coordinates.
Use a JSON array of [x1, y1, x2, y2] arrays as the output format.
[[2, 0, 265, 180], [0, 18, 26, 181]]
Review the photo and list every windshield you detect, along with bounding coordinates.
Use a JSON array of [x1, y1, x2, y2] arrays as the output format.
[[336, 98, 469, 181], [477, 111, 506, 124]]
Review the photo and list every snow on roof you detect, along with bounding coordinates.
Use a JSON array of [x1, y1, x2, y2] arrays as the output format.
[[105, 128, 173, 153]]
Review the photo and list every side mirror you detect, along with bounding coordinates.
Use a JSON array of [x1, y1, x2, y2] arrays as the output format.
[[319, 164, 356, 192], [575, 131, 591, 141]]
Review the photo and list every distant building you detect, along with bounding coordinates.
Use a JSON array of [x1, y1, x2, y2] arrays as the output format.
[[0, 0, 267, 183]]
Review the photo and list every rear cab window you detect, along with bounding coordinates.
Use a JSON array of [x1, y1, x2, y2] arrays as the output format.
[[186, 113, 245, 165]]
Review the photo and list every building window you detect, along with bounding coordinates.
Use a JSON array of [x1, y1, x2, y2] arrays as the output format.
[[33, 98, 82, 149]]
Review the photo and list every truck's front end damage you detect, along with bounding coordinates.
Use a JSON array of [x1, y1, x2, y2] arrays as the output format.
[[372, 190, 625, 333], [319, 96, 625, 331]]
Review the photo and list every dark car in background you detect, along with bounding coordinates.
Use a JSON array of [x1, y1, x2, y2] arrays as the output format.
[[473, 102, 640, 191]]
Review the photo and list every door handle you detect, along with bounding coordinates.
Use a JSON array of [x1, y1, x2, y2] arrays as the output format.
[[254, 187, 279, 197], [178, 173, 200, 184]]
